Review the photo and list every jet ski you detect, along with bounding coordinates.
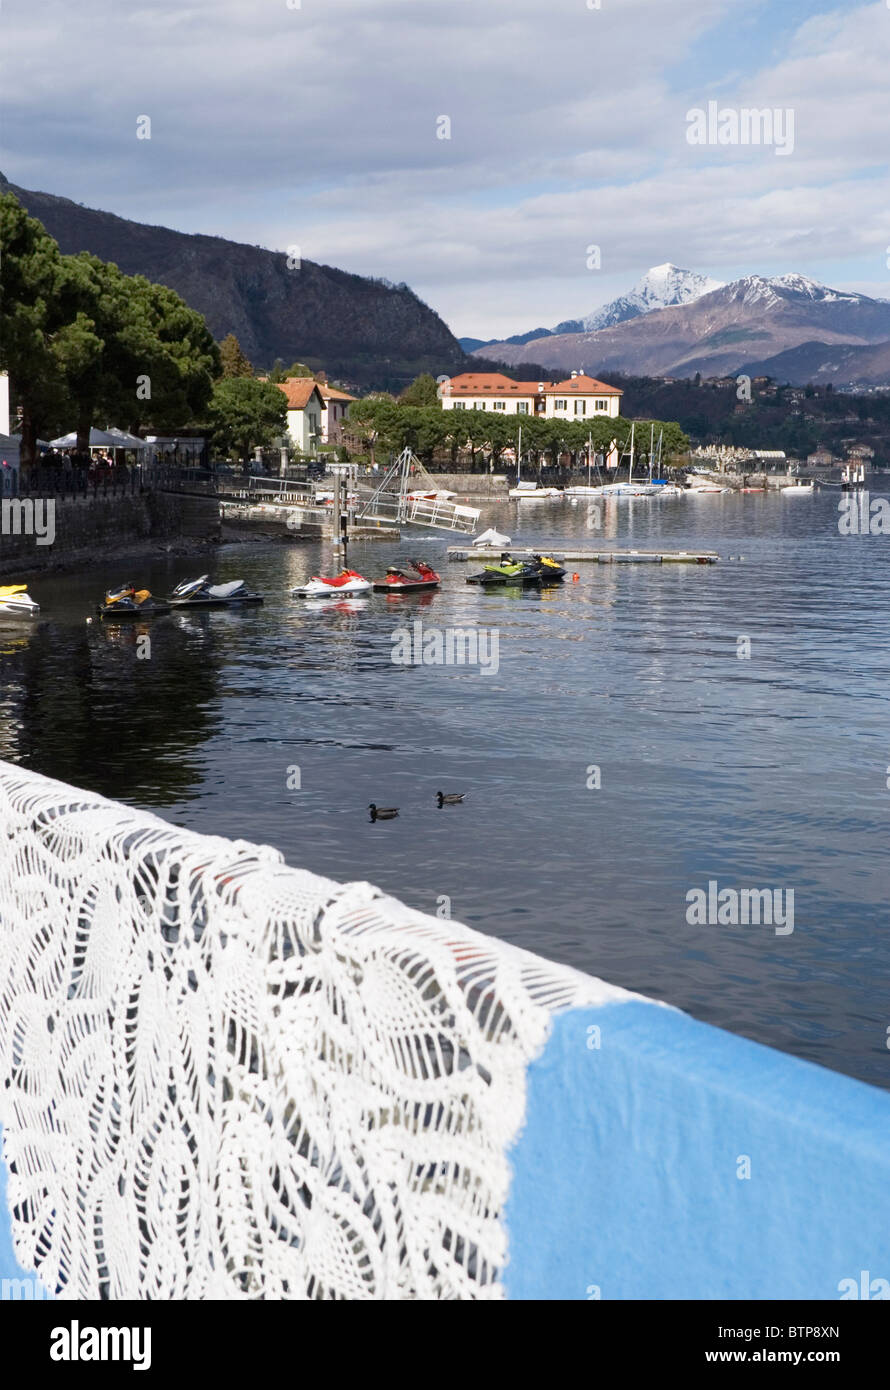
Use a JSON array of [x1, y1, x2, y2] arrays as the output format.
[[168, 575, 263, 608], [0, 584, 39, 618], [292, 568, 371, 597], [96, 583, 170, 618], [531, 553, 566, 583], [466, 553, 545, 586], [371, 559, 440, 593]]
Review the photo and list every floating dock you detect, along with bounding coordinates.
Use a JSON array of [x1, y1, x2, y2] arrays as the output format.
[[447, 546, 719, 564]]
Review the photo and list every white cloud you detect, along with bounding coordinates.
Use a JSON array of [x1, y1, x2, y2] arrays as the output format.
[[2, 0, 887, 337]]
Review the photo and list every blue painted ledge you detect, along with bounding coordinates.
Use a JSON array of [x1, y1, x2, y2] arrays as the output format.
[[0, 1127, 30, 1286], [503, 1001, 890, 1300]]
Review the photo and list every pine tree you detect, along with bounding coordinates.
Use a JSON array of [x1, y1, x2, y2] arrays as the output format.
[[218, 333, 254, 378]]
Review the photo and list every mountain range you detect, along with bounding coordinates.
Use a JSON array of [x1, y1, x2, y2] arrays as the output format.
[[460, 264, 724, 351], [0, 174, 466, 391], [471, 268, 890, 388]]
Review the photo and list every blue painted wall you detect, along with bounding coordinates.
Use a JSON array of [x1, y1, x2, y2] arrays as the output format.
[[0, 1126, 30, 1284], [504, 1002, 890, 1300]]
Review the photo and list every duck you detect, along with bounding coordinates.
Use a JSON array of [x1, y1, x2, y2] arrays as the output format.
[[369, 803, 399, 821], [436, 791, 466, 806]]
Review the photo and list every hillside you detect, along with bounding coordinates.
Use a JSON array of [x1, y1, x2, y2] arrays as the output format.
[[474, 275, 890, 386], [0, 174, 466, 391]]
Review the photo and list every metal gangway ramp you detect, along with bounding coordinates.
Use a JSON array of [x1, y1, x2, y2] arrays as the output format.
[[358, 448, 480, 533]]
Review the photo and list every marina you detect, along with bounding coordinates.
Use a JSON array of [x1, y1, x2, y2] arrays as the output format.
[[449, 544, 719, 563]]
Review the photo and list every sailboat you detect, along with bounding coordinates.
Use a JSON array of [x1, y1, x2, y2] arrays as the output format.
[[508, 422, 563, 498], [564, 432, 609, 497], [598, 424, 659, 496], [648, 429, 686, 497]]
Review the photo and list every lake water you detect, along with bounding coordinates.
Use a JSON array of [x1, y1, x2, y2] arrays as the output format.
[[3, 489, 889, 1088]]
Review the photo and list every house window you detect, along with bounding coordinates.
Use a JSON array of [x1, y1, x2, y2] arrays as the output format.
[[574, 400, 586, 416], [452, 401, 466, 410], [492, 401, 506, 411], [516, 402, 529, 414], [553, 399, 567, 410], [595, 399, 609, 411]]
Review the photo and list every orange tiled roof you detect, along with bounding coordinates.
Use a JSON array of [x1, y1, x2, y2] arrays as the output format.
[[277, 379, 323, 409], [542, 374, 622, 395], [446, 373, 542, 396], [319, 385, 356, 402]]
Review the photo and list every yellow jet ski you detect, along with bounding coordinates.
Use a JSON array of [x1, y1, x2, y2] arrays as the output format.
[[0, 584, 39, 618]]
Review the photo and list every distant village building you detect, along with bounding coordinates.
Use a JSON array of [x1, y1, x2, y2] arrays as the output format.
[[276, 378, 325, 454], [542, 374, 623, 420], [318, 384, 356, 444], [807, 447, 833, 467], [440, 373, 543, 415], [440, 371, 622, 419]]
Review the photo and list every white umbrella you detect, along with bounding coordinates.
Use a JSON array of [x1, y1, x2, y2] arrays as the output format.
[[48, 428, 122, 449]]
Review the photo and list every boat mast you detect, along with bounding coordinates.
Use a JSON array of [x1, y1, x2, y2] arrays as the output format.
[[517, 422, 522, 485], [627, 422, 635, 486], [587, 431, 592, 488], [649, 423, 654, 482]]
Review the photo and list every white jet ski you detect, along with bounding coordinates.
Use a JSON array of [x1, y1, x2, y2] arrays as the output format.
[[168, 575, 263, 607], [0, 584, 39, 618], [291, 568, 372, 597]]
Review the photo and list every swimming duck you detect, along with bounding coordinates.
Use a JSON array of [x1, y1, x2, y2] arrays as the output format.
[[369, 803, 399, 821], [436, 791, 466, 806]]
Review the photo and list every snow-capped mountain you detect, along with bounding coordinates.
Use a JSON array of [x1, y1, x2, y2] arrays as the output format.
[[473, 272, 890, 384], [558, 263, 725, 334], [461, 263, 723, 354]]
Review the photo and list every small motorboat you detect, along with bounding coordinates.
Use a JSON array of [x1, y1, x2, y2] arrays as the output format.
[[508, 482, 563, 500], [0, 584, 39, 619], [292, 568, 371, 597], [650, 483, 687, 498], [685, 479, 730, 494], [781, 481, 814, 495], [97, 583, 170, 618], [168, 575, 263, 607], [371, 559, 440, 593]]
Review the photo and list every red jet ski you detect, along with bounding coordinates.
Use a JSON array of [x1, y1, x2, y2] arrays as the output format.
[[372, 558, 441, 593], [291, 568, 371, 597]]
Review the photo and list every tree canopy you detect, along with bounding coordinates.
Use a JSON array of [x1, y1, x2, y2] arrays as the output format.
[[398, 372, 440, 406], [347, 396, 689, 467], [205, 376, 288, 457], [218, 333, 254, 378], [0, 191, 220, 462]]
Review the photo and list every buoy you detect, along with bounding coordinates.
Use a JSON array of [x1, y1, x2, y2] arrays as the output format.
[[572, 573, 580, 583]]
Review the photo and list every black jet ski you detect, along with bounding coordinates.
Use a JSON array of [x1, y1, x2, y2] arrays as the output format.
[[97, 583, 171, 618], [531, 553, 566, 583], [466, 552, 545, 586], [168, 575, 263, 608]]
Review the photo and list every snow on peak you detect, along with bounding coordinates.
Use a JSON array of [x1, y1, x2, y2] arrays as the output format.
[[726, 273, 865, 308], [580, 264, 724, 331]]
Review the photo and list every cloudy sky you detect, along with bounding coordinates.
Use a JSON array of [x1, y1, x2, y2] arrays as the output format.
[[2, 0, 888, 338]]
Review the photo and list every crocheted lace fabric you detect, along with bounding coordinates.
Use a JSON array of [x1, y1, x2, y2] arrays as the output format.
[[0, 763, 629, 1299]]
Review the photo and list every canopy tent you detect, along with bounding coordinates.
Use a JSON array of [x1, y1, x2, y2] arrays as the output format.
[[49, 429, 121, 449], [104, 427, 149, 450], [47, 428, 147, 450]]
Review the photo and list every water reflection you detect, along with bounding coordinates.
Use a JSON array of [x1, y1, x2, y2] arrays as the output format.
[[2, 502, 890, 1088]]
